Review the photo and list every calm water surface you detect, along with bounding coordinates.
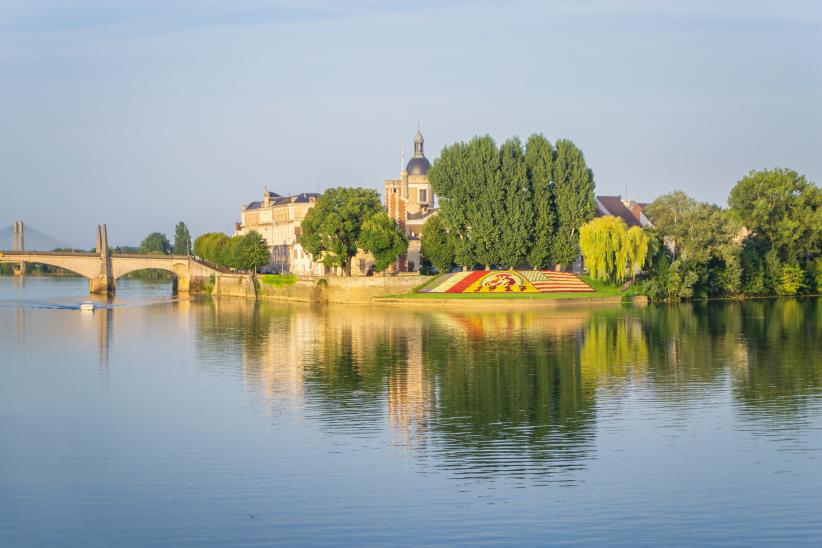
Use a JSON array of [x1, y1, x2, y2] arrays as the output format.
[[1, 276, 821, 546]]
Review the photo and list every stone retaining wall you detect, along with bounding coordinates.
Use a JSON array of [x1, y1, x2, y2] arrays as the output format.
[[212, 273, 257, 298], [258, 275, 429, 304]]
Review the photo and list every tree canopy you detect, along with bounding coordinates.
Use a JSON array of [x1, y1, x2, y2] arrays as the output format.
[[226, 231, 270, 271], [429, 133, 595, 270], [579, 216, 649, 284], [139, 232, 171, 255], [525, 134, 555, 269], [193, 231, 269, 271], [301, 187, 384, 275], [357, 212, 408, 273], [194, 232, 230, 264], [728, 168, 821, 263], [174, 222, 192, 255], [420, 214, 454, 273], [551, 140, 596, 266]]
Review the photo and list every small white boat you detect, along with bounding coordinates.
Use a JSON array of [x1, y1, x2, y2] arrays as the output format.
[[80, 302, 95, 311]]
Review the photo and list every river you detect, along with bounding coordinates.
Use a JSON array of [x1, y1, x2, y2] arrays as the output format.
[[1, 276, 821, 546]]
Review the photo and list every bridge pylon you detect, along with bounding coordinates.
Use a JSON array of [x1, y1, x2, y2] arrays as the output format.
[[89, 224, 115, 295], [12, 221, 26, 276]]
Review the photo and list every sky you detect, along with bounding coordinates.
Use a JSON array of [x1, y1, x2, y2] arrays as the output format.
[[1, 0, 820, 247]]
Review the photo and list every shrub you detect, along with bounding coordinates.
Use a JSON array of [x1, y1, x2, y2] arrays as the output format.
[[776, 264, 805, 296], [261, 273, 297, 287]]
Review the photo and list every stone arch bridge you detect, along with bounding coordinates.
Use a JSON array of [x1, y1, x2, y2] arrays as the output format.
[[0, 223, 239, 295]]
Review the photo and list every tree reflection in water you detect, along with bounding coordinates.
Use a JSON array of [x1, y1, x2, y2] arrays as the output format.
[[192, 298, 822, 478]]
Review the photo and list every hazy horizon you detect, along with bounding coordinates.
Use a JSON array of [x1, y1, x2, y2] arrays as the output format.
[[2, 0, 820, 247]]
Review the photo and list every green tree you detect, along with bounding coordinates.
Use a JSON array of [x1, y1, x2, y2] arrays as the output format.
[[644, 191, 698, 257], [728, 168, 822, 264], [301, 187, 383, 275], [624, 226, 650, 279], [498, 138, 534, 268], [776, 263, 805, 296], [194, 232, 230, 265], [428, 141, 475, 269], [525, 134, 555, 269], [420, 214, 455, 272], [644, 195, 742, 299], [139, 232, 171, 255], [173, 222, 192, 255], [579, 216, 628, 283], [552, 139, 596, 266], [466, 136, 503, 269], [225, 231, 270, 271], [357, 212, 408, 274]]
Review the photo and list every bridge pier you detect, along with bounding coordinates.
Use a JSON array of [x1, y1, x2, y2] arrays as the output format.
[[90, 224, 115, 296], [89, 275, 115, 295]]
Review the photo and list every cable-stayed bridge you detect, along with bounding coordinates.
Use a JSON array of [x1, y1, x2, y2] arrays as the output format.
[[0, 221, 228, 295]]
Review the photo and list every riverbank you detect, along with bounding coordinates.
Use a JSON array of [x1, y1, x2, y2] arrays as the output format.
[[251, 273, 637, 307]]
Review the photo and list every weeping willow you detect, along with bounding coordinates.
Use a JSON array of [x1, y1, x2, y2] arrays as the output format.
[[624, 226, 649, 279], [579, 216, 628, 283], [579, 217, 650, 283]]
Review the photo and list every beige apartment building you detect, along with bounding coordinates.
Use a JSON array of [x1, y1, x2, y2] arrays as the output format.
[[236, 191, 325, 276], [237, 128, 437, 276]]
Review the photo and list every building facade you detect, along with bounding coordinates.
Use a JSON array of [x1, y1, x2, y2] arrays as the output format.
[[236, 191, 325, 276], [384, 128, 437, 271]]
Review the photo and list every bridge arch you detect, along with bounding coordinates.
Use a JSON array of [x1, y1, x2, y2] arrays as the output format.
[[111, 257, 192, 294], [112, 261, 189, 281]]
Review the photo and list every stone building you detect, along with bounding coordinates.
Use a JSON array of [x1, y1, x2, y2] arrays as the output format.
[[384, 128, 438, 271], [236, 191, 325, 276]]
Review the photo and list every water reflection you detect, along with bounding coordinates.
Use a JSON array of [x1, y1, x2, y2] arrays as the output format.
[[191, 298, 822, 480]]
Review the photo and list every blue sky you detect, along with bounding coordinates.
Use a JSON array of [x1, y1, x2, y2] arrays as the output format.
[[1, 0, 820, 246]]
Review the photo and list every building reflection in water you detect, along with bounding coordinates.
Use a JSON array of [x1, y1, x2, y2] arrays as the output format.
[[192, 298, 822, 479]]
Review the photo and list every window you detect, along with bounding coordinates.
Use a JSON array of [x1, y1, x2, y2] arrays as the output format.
[[419, 188, 427, 203]]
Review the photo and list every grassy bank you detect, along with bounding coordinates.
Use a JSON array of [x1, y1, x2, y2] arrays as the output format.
[[260, 273, 297, 287], [381, 275, 621, 300]]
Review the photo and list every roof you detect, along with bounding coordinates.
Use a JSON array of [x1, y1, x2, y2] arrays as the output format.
[[244, 192, 321, 210], [406, 156, 431, 176], [595, 196, 641, 228]]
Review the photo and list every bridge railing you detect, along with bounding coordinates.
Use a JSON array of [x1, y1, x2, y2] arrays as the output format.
[[0, 250, 98, 257]]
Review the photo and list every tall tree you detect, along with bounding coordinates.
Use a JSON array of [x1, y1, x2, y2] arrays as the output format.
[[139, 232, 171, 255], [728, 168, 821, 264], [173, 222, 192, 255], [300, 187, 383, 275], [429, 141, 474, 269], [552, 140, 596, 267], [357, 212, 408, 274], [525, 134, 555, 269], [497, 138, 533, 268], [466, 136, 503, 269]]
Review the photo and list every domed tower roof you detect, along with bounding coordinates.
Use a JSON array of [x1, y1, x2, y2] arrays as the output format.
[[406, 125, 430, 176]]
